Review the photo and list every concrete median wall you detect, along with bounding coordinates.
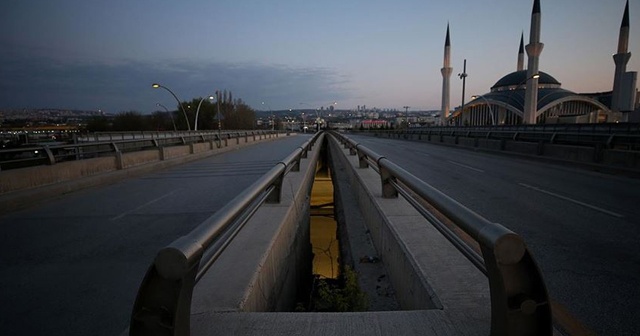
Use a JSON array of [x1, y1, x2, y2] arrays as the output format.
[[191, 134, 323, 315], [327, 135, 490, 316], [0, 133, 286, 214]]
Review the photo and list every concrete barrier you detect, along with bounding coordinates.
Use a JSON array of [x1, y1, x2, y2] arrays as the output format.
[[327, 136, 490, 322], [190, 134, 323, 315], [0, 133, 288, 214]]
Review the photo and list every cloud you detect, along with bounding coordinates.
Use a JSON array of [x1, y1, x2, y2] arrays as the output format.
[[0, 51, 352, 113]]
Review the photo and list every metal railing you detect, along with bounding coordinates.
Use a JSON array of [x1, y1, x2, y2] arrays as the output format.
[[129, 132, 322, 336], [360, 124, 640, 150], [0, 130, 276, 171], [330, 131, 552, 336]]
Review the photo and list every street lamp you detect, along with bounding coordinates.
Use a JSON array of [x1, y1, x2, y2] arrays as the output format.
[[194, 95, 215, 131], [470, 95, 496, 125], [215, 90, 222, 139], [156, 103, 177, 131], [457, 59, 468, 126], [504, 73, 540, 123], [152, 83, 191, 131], [262, 102, 273, 131]]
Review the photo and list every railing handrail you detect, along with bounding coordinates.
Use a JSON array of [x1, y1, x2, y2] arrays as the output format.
[[0, 130, 278, 170], [329, 131, 552, 336], [365, 128, 640, 149], [129, 132, 322, 336]]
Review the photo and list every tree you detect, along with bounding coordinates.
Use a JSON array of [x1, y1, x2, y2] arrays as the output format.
[[112, 111, 146, 131], [86, 116, 110, 132]]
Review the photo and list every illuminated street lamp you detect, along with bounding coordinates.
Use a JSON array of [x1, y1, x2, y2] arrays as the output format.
[[195, 95, 215, 131], [506, 73, 540, 122], [215, 90, 222, 139], [156, 103, 177, 131], [152, 83, 191, 130], [262, 102, 274, 131], [470, 95, 496, 125]]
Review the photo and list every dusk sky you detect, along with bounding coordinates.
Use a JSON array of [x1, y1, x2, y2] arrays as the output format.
[[1, 0, 638, 114]]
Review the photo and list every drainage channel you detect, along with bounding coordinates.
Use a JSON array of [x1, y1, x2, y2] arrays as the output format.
[[295, 138, 399, 312]]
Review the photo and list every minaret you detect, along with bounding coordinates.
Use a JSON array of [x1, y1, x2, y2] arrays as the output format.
[[517, 32, 525, 71], [612, 0, 631, 113], [523, 0, 544, 124], [440, 24, 453, 125]]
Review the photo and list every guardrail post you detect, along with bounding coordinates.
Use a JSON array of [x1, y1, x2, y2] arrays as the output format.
[[112, 143, 124, 170], [479, 233, 552, 336], [378, 159, 398, 198], [357, 149, 369, 169], [42, 146, 56, 165], [266, 166, 285, 204], [130, 239, 203, 336]]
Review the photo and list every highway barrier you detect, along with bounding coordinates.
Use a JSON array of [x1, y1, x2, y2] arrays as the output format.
[[129, 132, 323, 336], [362, 126, 640, 173], [330, 131, 552, 336]]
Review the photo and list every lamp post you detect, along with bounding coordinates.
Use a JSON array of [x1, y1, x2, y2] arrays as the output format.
[[262, 102, 273, 131], [470, 95, 495, 125], [152, 83, 191, 131], [504, 73, 540, 124], [457, 59, 468, 126], [215, 90, 222, 139], [195, 95, 215, 131], [156, 103, 177, 131]]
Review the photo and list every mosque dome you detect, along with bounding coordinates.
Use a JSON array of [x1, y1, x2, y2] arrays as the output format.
[[491, 70, 561, 92]]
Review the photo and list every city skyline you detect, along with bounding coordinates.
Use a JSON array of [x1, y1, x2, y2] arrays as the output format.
[[1, 0, 638, 114]]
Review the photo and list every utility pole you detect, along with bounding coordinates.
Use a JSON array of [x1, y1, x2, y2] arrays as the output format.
[[458, 59, 468, 126]]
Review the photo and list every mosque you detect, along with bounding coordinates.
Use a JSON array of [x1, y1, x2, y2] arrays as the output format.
[[440, 0, 639, 125]]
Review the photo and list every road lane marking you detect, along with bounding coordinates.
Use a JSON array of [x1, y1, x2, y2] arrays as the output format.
[[111, 190, 178, 221], [518, 183, 624, 218], [447, 160, 485, 173]]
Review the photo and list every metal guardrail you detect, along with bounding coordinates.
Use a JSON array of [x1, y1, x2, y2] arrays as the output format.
[[74, 130, 250, 142], [412, 123, 640, 134], [365, 128, 640, 150], [330, 131, 552, 336], [0, 130, 276, 171], [129, 132, 322, 336], [356, 122, 640, 150]]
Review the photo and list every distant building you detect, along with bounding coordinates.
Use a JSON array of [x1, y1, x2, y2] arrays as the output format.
[[443, 0, 638, 125], [358, 119, 390, 129]]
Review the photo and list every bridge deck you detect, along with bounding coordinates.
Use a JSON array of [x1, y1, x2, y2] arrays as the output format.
[[191, 310, 488, 336]]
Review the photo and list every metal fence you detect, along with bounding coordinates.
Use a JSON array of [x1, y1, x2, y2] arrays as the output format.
[[361, 128, 640, 150], [329, 131, 552, 336], [0, 130, 276, 171], [129, 132, 322, 336]]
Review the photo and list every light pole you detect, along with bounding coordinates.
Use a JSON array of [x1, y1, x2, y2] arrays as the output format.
[[262, 102, 273, 131], [470, 95, 495, 125], [152, 83, 191, 131], [457, 59, 468, 126], [215, 90, 222, 139], [505, 73, 540, 124], [156, 103, 177, 131], [195, 95, 215, 131]]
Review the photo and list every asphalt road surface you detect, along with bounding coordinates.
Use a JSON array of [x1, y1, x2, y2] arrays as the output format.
[[348, 134, 640, 336], [0, 134, 312, 336]]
